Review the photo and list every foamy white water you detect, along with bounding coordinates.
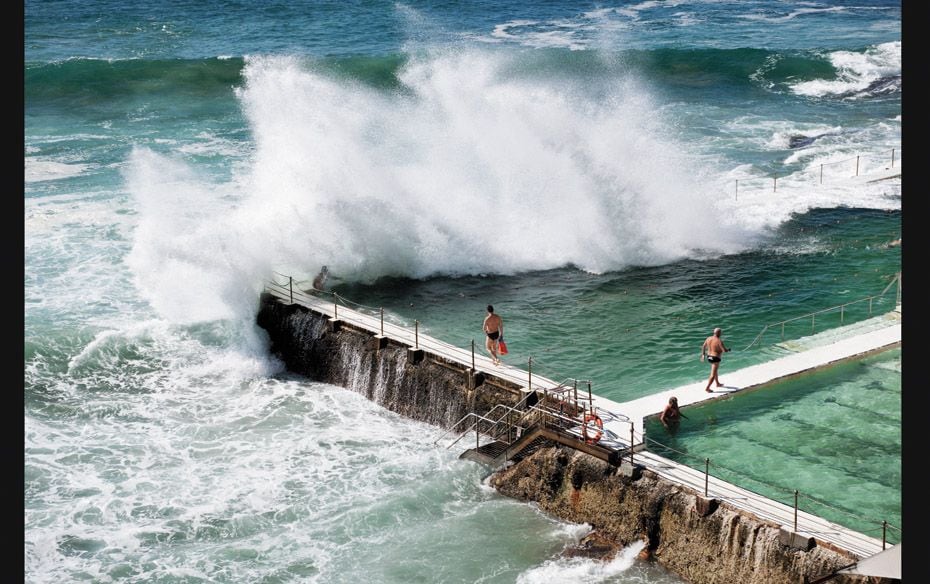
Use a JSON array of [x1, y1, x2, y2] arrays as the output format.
[[791, 41, 900, 98]]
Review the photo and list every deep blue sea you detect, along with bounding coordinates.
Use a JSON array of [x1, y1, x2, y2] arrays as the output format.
[[25, 2, 901, 582]]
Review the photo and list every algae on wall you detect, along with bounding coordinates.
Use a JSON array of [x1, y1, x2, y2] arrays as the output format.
[[491, 445, 883, 584]]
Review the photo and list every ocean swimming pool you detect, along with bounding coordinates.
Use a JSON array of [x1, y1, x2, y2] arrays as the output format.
[[644, 347, 901, 545]]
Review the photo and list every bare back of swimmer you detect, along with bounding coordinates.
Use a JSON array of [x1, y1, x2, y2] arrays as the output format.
[[700, 327, 730, 392], [483, 305, 503, 365]]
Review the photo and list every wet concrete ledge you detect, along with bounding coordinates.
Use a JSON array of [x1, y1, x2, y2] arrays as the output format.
[[256, 293, 893, 584]]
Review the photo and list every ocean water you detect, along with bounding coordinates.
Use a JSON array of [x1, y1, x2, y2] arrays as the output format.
[[25, 1, 901, 582]]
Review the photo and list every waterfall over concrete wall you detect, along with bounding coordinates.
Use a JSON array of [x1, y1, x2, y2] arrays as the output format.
[[256, 293, 522, 429]]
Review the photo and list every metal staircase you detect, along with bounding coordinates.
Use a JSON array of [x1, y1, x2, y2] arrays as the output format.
[[435, 384, 641, 470]]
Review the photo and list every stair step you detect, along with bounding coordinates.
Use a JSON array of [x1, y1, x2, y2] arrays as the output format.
[[477, 441, 508, 458]]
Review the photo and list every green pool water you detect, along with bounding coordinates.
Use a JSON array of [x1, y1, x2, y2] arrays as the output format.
[[644, 347, 901, 544]]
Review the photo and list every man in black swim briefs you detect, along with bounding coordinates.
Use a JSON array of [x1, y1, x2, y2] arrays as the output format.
[[700, 327, 730, 392], [483, 305, 504, 365]]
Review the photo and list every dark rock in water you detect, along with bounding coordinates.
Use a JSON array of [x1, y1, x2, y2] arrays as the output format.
[[853, 75, 901, 98], [788, 134, 819, 149], [562, 531, 623, 561]]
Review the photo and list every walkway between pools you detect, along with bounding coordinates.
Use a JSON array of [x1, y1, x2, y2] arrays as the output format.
[[613, 307, 901, 438]]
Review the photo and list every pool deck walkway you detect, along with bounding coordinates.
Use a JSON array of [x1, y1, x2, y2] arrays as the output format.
[[600, 313, 901, 438]]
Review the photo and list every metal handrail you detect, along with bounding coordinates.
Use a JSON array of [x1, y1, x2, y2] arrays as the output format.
[[435, 389, 543, 448], [440, 412, 509, 450], [731, 146, 901, 198], [594, 406, 630, 424], [742, 272, 901, 351], [437, 396, 637, 454], [268, 275, 600, 387], [641, 432, 901, 546]]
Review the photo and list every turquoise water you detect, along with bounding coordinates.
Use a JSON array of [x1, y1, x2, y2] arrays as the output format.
[[645, 347, 901, 544], [332, 207, 900, 402], [26, 1, 901, 582]]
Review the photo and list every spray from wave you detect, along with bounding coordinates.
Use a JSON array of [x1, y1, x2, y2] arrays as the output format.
[[124, 46, 752, 322], [239, 50, 747, 274], [124, 42, 899, 324]]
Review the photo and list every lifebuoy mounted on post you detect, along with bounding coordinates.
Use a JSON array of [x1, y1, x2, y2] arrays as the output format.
[[582, 413, 603, 444]]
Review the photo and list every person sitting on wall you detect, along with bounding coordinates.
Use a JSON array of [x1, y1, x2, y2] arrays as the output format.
[[312, 265, 330, 290]]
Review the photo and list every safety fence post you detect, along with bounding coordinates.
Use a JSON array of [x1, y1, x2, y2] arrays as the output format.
[[573, 380, 578, 413], [705, 458, 710, 497], [630, 423, 635, 465], [896, 273, 902, 305]]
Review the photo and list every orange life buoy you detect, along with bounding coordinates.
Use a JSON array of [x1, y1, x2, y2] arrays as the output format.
[[582, 413, 603, 444]]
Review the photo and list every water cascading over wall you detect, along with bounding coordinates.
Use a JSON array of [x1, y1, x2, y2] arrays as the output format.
[[256, 293, 523, 428]]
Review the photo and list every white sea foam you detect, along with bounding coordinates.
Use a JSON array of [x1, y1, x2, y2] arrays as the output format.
[[25, 376, 473, 582], [615, 0, 685, 20], [718, 163, 900, 233], [24, 159, 89, 183], [790, 41, 900, 98], [176, 132, 252, 158], [738, 6, 847, 23], [490, 19, 590, 50], [485, 0, 700, 50], [672, 11, 702, 27], [517, 539, 646, 584]]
